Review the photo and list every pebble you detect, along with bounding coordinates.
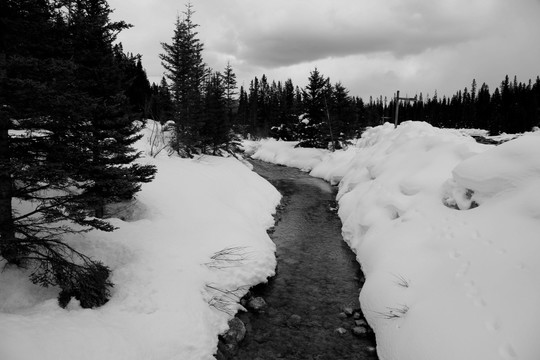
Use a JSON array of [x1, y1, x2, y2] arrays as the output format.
[[352, 326, 368, 336], [248, 297, 267, 312], [287, 314, 302, 327], [355, 319, 367, 327], [335, 327, 347, 335], [365, 346, 377, 354], [343, 307, 354, 316]]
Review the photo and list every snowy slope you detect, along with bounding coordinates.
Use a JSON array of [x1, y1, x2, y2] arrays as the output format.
[[0, 121, 281, 360], [250, 121, 540, 360]]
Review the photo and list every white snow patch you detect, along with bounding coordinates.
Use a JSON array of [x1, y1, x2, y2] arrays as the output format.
[[249, 121, 540, 360], [0, 121, 281, 360]]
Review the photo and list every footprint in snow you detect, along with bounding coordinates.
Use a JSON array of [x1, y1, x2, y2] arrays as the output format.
[[482, 238, 494, 246], [455, 261, 470, 278], [485, 320, 500, 332], [499, 343, 517, 359]]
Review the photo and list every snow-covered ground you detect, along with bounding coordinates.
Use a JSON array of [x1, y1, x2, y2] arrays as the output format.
[[2, 120, 538, 360], [0, 122, 281, 360], [249, 121, 540, 360]]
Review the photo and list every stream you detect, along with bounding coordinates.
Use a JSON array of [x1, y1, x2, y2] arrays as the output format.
[[227, 160, 378, 360]]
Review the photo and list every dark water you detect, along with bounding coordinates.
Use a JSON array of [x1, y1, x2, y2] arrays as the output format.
[[232, 160, 377, 360]]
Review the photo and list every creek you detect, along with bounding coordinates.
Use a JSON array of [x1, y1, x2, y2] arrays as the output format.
[[229, 160, 377, 360]]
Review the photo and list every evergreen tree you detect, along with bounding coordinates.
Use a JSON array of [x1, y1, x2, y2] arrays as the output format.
[[147, 77, 174, 123], [329, 82, 356, 145], [0, 0, 155, 308], [298, 68, 332, 148], [248, 77, 260, 136], [67, 0, 156, 219], [222, 61, 237, 120], [234, 85, 250, 136], [201, 71, 239, 154], [160, 3, 208, 156]]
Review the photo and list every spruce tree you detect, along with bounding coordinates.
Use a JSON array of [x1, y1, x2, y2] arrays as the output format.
[[68, 0, 155, 219], [0, 0, 155, 308], [222, 61, 238, 120], [160, 3, 208, 156], [298, 68, 332, 148]]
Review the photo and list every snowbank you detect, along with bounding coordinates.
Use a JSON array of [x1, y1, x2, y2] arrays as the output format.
[[244, 138, 329, 171], [251, 121, 540, 360], [0, 121, 281, 360]]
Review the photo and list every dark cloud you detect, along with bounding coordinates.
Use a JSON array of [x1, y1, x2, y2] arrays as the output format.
[[110, 0, 540, 99], [200, 0, 498, 68], [235, 29, 474, 68]]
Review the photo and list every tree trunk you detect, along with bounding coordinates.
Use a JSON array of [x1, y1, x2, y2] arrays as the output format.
[[0, 22, 18, 262], [0, 108, 17, 262]]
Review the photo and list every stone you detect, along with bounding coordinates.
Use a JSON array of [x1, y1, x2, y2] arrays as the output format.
[[338, 312, 347, 319], [286, 314, 302, 327], [365, 346, 377, 354], [352, 326, 368, 337], [355, 319, 367, 327], [335, 327, 347, 335], [222, 318, 246, 344], [218, 318, 246, 357], [353, 312, 362, 320], [343, 307, 354, 316], [247, 297, 267, 312]]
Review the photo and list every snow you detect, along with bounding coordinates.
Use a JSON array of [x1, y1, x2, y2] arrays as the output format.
[[0, 121, 281, 360], [3, 119, 539, 360], [250, 121, 540, 360]]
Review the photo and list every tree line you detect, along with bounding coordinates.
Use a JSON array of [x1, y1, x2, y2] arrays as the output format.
[[153, 3, 540, 153], [373, 76, 540, 135]]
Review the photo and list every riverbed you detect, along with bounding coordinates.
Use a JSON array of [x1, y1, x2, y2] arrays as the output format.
[[231, 160, 377, 360]]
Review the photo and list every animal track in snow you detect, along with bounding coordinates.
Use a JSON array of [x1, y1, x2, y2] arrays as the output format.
[[482, 238, 494, 246], [499, 343, 517, 359], [485, 320, 500, 332], [455, 261, 470, 278], [449, 250, 461, 259], [473, 298, 486, 308]]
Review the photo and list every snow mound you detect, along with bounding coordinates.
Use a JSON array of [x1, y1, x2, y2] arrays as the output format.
[[251, 138, 329, 172], [0, 121, 281, 360], [452, 132, 540, 202], [250, 121, 540, 360]]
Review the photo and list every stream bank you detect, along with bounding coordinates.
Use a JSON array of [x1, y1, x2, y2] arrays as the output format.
[[217, 160, 377, 360]]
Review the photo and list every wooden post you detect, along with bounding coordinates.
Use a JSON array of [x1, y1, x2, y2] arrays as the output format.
[[394, 90, 418, 128], [394, 90, 400, 128]]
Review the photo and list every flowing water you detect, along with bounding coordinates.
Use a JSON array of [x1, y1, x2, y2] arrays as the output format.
[[229, 160, 377, 360]]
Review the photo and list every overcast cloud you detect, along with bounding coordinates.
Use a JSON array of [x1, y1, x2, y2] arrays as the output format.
[[109, 0, 540, 100]]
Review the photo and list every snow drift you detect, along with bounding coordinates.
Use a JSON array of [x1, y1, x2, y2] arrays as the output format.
[[251, 121, 540, 360], [0, 121, 281, 360]]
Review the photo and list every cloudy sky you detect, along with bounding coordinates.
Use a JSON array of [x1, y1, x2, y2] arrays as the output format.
[[108, 0, 540, 100]]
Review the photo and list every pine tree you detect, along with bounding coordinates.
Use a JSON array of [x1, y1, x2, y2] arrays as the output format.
[[200, 71, 239, 154], [297, 68, 332, 148], [160, 3, 208, 156], [68, 0, 155, 219], [147, 77, 174, 123], [235, 86, 249, 135], [0, 0, 155, 308], [222, 61, 238, 120]]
